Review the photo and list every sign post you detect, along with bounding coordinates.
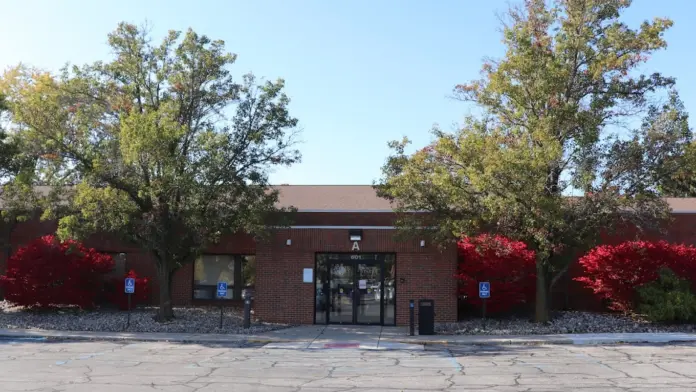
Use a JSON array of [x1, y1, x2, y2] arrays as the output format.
[[479, 281, 490, 327], [124, 277, 135, 330], [217, 282, 228, 329]]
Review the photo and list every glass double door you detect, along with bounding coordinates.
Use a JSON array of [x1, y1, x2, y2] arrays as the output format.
[[328, 261, 383, 325]]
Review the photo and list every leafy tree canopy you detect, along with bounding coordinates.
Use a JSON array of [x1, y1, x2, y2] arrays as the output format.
[[376, 0, 683, 322], [649, 96, 696, 197], [1, 23, 301, 320]]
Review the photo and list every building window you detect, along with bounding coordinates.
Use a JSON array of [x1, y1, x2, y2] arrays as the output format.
[[241, 255, 255, 288], [193, 255, 255, 300]]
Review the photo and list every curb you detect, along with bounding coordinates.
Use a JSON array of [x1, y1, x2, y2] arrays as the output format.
[[0, 331, 567, 346], [0, 330, 281, 345], [394, 338, 696, 346], [1, 330, 695, 347], [384, 332, 696, 347], [388, 338, 573, 346], [395, 337, 696, 347], [1, 334, 249, 345]]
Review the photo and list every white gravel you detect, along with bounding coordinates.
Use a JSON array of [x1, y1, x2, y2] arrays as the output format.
[[5, 302, 693, 336], [0, 301, 289, 334], [436, 311, 696, 335]]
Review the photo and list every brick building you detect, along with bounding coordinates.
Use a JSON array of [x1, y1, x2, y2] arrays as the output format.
[[0, 185, 456, 326], [2, 185, 696, 326]]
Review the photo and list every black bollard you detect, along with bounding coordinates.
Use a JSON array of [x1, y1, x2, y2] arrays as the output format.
[[409, 299, 415, 336]]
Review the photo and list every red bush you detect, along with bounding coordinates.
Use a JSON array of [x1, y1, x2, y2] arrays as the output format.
[[575, 241, 696, 313], [456, 234, 537, 314], [0, 235, 114, 309], [104, 269, 151, 310]]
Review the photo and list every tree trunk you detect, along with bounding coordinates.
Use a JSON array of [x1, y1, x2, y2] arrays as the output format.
[[156, 264, 174, 322], [535, 262, 550, 323]]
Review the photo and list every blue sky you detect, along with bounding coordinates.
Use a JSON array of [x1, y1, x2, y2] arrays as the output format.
[[1, 1, 694, 185]]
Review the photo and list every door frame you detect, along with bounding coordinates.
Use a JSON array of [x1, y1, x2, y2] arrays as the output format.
[[327, 259, 384, 325], [314, 253, 397, 326]]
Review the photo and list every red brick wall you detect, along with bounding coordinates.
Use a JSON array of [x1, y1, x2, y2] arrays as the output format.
[[394, 249, 458, 325], [0, 218, 257, 306], [0, 219, 57, 299], [292, 212, 396, 226], [253, 229, 457, 325], [550, 213, 696, 312], [6, 211, 696, 325]]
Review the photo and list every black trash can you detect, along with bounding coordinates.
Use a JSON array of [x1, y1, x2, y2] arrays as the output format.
[[418, 299, 435, 335]]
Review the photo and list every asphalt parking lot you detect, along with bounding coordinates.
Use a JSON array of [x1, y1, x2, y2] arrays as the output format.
[[1, 338, 696, 391]]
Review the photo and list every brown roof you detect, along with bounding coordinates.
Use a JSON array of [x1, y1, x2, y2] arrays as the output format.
[[663, 198, 696, 213], [275, 185, 696, 213], [6, 185, 696, 213], [275, 185, 393, 211]]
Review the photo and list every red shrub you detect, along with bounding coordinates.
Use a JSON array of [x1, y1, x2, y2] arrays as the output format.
[[575, 241, 696, 313], [104, 269, 151, 310], [456, 234, 537, 314], [0, 235, 114, 309]]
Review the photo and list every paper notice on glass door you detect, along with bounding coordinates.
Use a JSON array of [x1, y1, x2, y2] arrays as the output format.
[[359, 280, 367, 289]]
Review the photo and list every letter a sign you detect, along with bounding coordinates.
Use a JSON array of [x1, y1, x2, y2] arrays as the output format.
[[351, 241, 360, 251]]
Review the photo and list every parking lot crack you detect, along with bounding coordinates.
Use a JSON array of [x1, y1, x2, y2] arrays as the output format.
[[6, 340, 696, 390], [443, 373, 455, 390], [653, 363, 696, 379], [186, 382, 211, 392]]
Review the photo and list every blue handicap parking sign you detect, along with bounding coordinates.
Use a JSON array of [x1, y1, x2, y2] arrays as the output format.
[[217, 282, 228, 297], [124, 278, 135, 294], [479, 281, 490, 298]]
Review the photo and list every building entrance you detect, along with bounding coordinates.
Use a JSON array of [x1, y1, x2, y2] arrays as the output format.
[[315, 253, 396, 325]]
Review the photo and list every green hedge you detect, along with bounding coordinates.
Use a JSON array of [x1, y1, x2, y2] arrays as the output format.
[[637, 268, 696, 323]]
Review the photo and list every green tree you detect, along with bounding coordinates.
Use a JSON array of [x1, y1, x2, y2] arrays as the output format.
[[0, 94, 18, 176], [1, 23, 300, 320], [376, 0, 679, 322], [646, 95, 696, 197], [0, 94, 48, 296], [659, 144, 696, 197], [0, 94, 15, 285]]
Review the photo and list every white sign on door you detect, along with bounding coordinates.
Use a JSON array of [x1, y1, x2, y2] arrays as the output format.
[[359, 279, 367, 289], [303, 268, 313, 283]]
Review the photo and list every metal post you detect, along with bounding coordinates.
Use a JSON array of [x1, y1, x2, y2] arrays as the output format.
[[243, 291, 252, 329], [409, 299, 415, 336], [217, 282, 227, 329], [126, 293, 131, 330], [482, 298, 487, 330]]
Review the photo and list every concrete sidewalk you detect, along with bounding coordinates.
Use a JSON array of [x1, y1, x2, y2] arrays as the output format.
[[1, 325, 696, 347]]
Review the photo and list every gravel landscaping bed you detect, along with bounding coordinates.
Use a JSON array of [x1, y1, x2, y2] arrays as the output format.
[[436, 311, 696, 335], [0, 301, 289, 334]]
